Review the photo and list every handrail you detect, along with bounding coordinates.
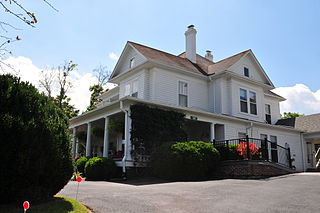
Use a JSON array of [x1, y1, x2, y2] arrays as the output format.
[[315, 147, 320, 160], [213, 137, 292, 169]]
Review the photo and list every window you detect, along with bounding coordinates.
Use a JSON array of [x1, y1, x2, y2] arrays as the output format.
[[249, 91, 257, 115], [178, 81, 188, 107], [240, 89, 257, 115], [240, 89, 248, 113], [124, 84, 131, 96], [238, 132, 247, 138], [244, 67, 249, 77], [129, 58, 135, 68], [260, 134, 267, 140], [265, 104, 271, 124], [132, 80, 138, 98]]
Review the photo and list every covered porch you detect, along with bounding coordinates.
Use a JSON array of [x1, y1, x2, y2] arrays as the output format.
[[69, 101, 134, 169], [304, 131, 320, 170]]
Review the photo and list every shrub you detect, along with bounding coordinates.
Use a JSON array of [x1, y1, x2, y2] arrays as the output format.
[[151, 141, 220, 180], [85, 157, 116, 181], [0, 74, 73, 204], [216, 144, 242, 161], [75, 157, 88, 175]]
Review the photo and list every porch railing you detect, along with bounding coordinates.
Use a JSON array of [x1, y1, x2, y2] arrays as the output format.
[[212, 136, 292, 169], [315, 147, 320, 168]]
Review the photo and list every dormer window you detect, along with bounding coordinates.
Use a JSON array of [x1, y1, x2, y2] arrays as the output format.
[[129, 57, 135, 68], [244, 67, 249, 77]]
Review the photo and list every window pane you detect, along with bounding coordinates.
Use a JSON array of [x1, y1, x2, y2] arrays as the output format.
[[244, 67, 249, 77], [133, 81, 138, 93], [179, 81, 187, 95], [240, 89, 247, 101], [132, 92, 138, 98], [240, 101, 248, 113], [265, 104, 271, 115], [266, 114, 271, 124], [250, 103, 257, 115], [238, 132, 246, 138], [179, 94, 187, 107], [249, 91, 256, 103]]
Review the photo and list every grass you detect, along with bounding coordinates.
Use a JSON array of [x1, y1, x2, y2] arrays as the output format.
[[0, 195, 90, 213]]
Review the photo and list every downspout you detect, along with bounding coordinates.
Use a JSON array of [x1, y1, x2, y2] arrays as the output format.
[[120, 100, 128, 177], [300, 132, 306, 172]]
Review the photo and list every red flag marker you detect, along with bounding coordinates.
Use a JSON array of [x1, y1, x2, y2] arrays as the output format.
[[76, 176, 83, 182], [23, 201, 30, 212]]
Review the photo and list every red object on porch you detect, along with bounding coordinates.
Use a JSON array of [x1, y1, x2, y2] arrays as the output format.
[[237, 142, 259, 158], [23, 201, 30, 210], [76, 176, 83, 182]]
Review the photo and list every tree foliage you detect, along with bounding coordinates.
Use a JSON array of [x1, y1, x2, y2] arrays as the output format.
[[281, 112, 304, 119], [86, 65, 110, 111], [0, 0, 57, 69], [0, 74, 73, 203], [130, 104, 187, 154]]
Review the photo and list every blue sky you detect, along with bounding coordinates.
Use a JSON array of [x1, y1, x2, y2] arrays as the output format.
[[2, 0, 320, 113]]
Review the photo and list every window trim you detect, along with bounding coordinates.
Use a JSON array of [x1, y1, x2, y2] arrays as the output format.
[[129, 57, 135, 68], [239, 88, 258, 116], [178, 80, 188, 107], [265, 104, 271, 124], [244, 66, 249, 77]]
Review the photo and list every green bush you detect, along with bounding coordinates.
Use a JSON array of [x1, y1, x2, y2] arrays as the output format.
[[75, 157, 88, 175], [151, 141, 220, 180], [85, 157, 116, 181], [0, 74, 73, 204], [216, 144, 242, 161]]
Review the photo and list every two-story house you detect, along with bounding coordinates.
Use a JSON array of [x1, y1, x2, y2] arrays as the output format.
[[69, 25, 309, 174]]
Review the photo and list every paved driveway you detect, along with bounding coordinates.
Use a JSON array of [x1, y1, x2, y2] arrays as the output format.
[[59, 173, 320, 213]]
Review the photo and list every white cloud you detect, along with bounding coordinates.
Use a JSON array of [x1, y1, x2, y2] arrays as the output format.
[[0, 56, 111, 113], [108, 52, 119, 61], [273, 84, 320, 115]]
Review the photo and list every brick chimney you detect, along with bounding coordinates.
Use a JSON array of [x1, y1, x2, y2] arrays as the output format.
[[185, 25, 197, 63]]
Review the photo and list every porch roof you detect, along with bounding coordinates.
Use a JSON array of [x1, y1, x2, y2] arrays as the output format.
[[69, 96, 302, 133]]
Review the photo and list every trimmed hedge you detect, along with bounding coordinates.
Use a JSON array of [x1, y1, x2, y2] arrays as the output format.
[[75, 157, 88, 175], [151, 141, 220, 180], [84, 157, 116, 181], [0, 74, 73, 203]]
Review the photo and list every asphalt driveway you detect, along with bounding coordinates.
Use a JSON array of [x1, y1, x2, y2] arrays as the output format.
[[59, 173, 320, 213]]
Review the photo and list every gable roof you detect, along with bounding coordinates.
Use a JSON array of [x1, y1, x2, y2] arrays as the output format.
[[207, 50, 251, 75], [276, 113, 320, 132], [128, 41, 251, 76], [265, 90, 286, 100], [129, 41, 209, 75]]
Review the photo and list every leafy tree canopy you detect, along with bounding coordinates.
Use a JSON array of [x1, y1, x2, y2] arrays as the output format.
[[281, 112, 304, 119]]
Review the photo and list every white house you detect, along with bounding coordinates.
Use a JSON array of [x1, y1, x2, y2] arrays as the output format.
[[69, 25, 317, 174]]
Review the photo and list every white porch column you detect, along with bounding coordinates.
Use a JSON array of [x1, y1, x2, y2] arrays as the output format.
[[210, 123, 215, 142], [124, 110, 132, 161], [71, 128, 76, 158], [86, 122, 92, 157], [103, 117, 109, 158], [75, 138, 79, 157]]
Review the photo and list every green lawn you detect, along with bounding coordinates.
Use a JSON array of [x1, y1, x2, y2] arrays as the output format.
[[0, 195, 90, 213]]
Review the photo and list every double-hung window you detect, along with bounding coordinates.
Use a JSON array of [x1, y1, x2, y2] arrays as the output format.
[[249, 91, 257, 115], [132, 80, 138, 98], [129, 57, 135, 68], [265, 104, 271, 124], [240, 89, 257, 115], [240, 89, 248, 113], [178, 81, 188, 107]]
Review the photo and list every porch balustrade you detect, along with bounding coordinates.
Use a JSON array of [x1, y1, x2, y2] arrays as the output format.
[[212, 136, 293, 169]]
